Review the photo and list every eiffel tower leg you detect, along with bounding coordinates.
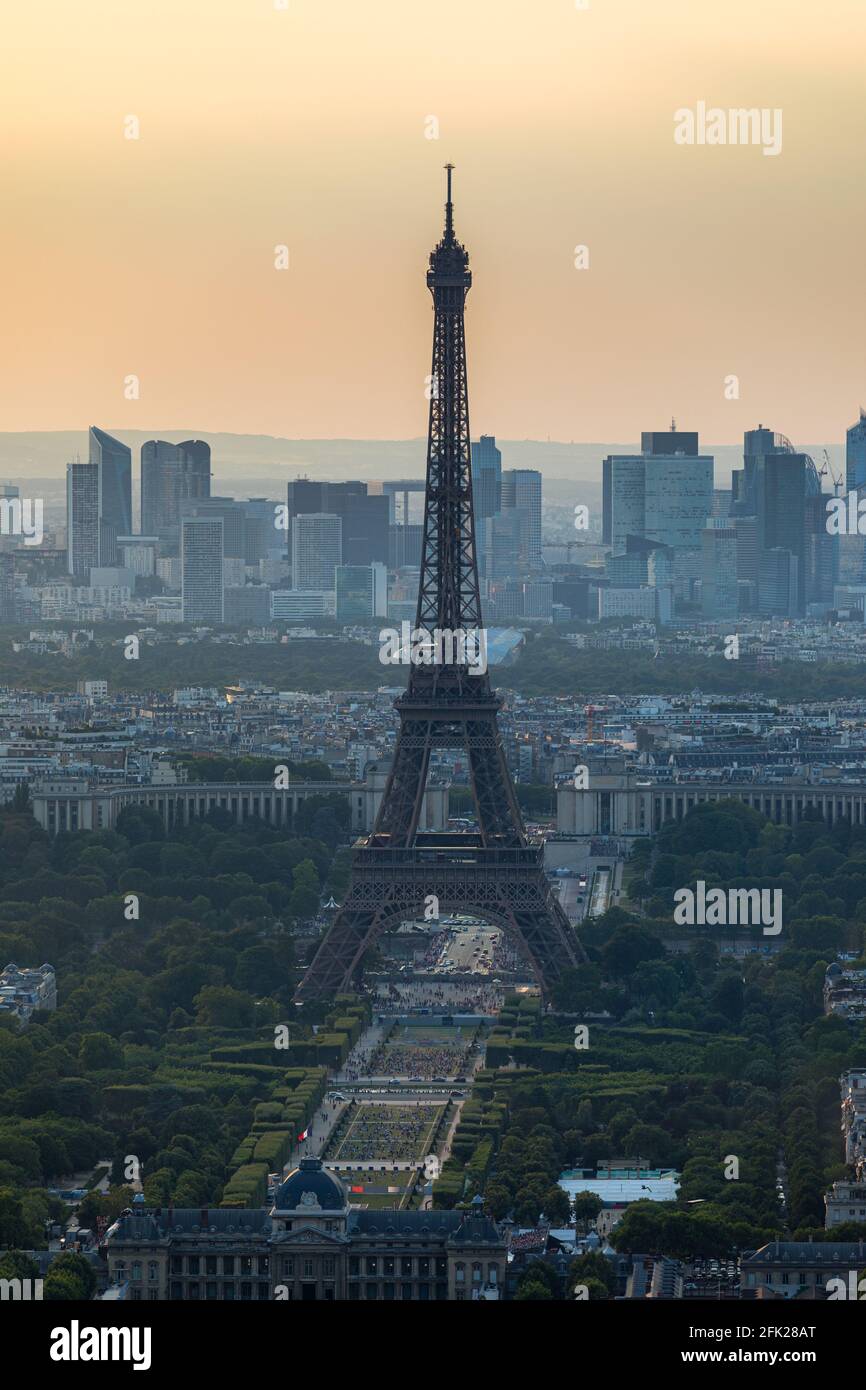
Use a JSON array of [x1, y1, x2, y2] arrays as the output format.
[[465, 713, 525, 845], [296, 895, 385, 999], [373, 718, 433, 845]]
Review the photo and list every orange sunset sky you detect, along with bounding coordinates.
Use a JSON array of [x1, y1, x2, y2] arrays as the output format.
[[1, 0, 864, 444]]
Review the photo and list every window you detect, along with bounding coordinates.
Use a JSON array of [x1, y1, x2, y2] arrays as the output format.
[[303, 1259, 313, 1279], [349, 1257, 360, 1277], [402, 1283, 412, 1300], [131, 1288, 141, 1301], [323, 1257, 335, 1277], [259, 1256, 270, 1276], [401, 1257, 413, 1276], [472, 1262, 482, 1283], [435, 1258, 447, 1279], [384, 1256, 395, 1276], [349, 1284, 360, 1300], [366, 1257, 378, 1276], [487, 1265, 498, 1285], [384, 1283, 395, 1300], [148, 1263, 158, 1282], [241, 1282, 252, 1300], [418, 1257, 430, 1277], [188, 1257, 200, 1277], [240, 1256, 252, 1274], [455, 1263, 465, 1284], [131, 1262, 141, 1281], [366, 1283, 378, 1300], [206, 1282, 218, 1300], [283, 1258, 294, 1277], [206, 1257, 217, 1276], [223, 1256, 235, 1276]]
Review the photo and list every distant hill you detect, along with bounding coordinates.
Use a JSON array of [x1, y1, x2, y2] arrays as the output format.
[[0, 431, 845, 500]]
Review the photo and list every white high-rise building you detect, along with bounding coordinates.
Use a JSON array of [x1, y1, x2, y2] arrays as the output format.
[[182, 516, 224, 624], [291, 513, 342, 591], [604, 430, 713, 559]]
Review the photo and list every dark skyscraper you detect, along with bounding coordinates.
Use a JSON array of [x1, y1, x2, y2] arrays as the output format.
[[389, 521, 423, 569], [846, 409, 866, 493], [88, 426, 132, 566], [325, 483, 389, 567], [501, 468, 542, 567], [285, 479, 388, 568], [471, 434, 502, 521], [183, 497, 246, 560], [755, 451, 808, 615], [285, 479, 326, 568], [141, 439, 211, 542]]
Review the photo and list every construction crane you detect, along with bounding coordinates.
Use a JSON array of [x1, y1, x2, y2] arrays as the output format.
[[819, 449, 843, 496]]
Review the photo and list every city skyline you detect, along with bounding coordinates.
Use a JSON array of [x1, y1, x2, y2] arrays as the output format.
[[3, 1, 866, 1340], [3, 0, 865, 443]]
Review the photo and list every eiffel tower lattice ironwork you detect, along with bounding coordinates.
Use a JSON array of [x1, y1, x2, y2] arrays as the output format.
[[294, 168, 585, 1000]]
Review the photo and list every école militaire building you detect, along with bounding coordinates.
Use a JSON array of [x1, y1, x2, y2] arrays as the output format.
[[104, 1158, 505, 1302]]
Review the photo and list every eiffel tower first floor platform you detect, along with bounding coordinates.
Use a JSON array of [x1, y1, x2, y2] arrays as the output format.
[[293, 835, 587, 1001]]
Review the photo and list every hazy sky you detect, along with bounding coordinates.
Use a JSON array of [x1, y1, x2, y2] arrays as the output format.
[[2, 0, 864, 445]]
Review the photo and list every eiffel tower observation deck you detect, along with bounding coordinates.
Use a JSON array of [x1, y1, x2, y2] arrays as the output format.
[[294, 170, 585, 1001]]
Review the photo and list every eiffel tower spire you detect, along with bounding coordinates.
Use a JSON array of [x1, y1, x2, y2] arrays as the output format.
[[416, 164, 481, 646]]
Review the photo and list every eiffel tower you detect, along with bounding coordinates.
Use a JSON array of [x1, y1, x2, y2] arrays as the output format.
[[295, 168, 585, 1000]]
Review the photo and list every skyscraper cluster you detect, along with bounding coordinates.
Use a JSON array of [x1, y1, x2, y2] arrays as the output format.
[[600, 419, 856, 622]]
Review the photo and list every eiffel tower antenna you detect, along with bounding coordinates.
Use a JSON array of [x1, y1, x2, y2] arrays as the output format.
[[444, 162, 454, 240], [294, 174, 585, 1001]]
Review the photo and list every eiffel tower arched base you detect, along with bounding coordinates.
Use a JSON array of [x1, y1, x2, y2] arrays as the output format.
[[294, 838, 585, 1000]]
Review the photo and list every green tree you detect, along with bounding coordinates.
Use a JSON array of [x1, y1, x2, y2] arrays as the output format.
[[79, 1033, 124, 1071], [44, 1252, 97, 1301]]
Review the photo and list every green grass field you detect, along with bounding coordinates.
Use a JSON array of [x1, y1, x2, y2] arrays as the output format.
[[326, 1103, 446, 1162], [339, 1167, 416, 1209]]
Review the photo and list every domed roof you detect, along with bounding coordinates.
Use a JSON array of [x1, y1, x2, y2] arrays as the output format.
[[273, 1157, 346, 1213], [825, 962, 843, 977]]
